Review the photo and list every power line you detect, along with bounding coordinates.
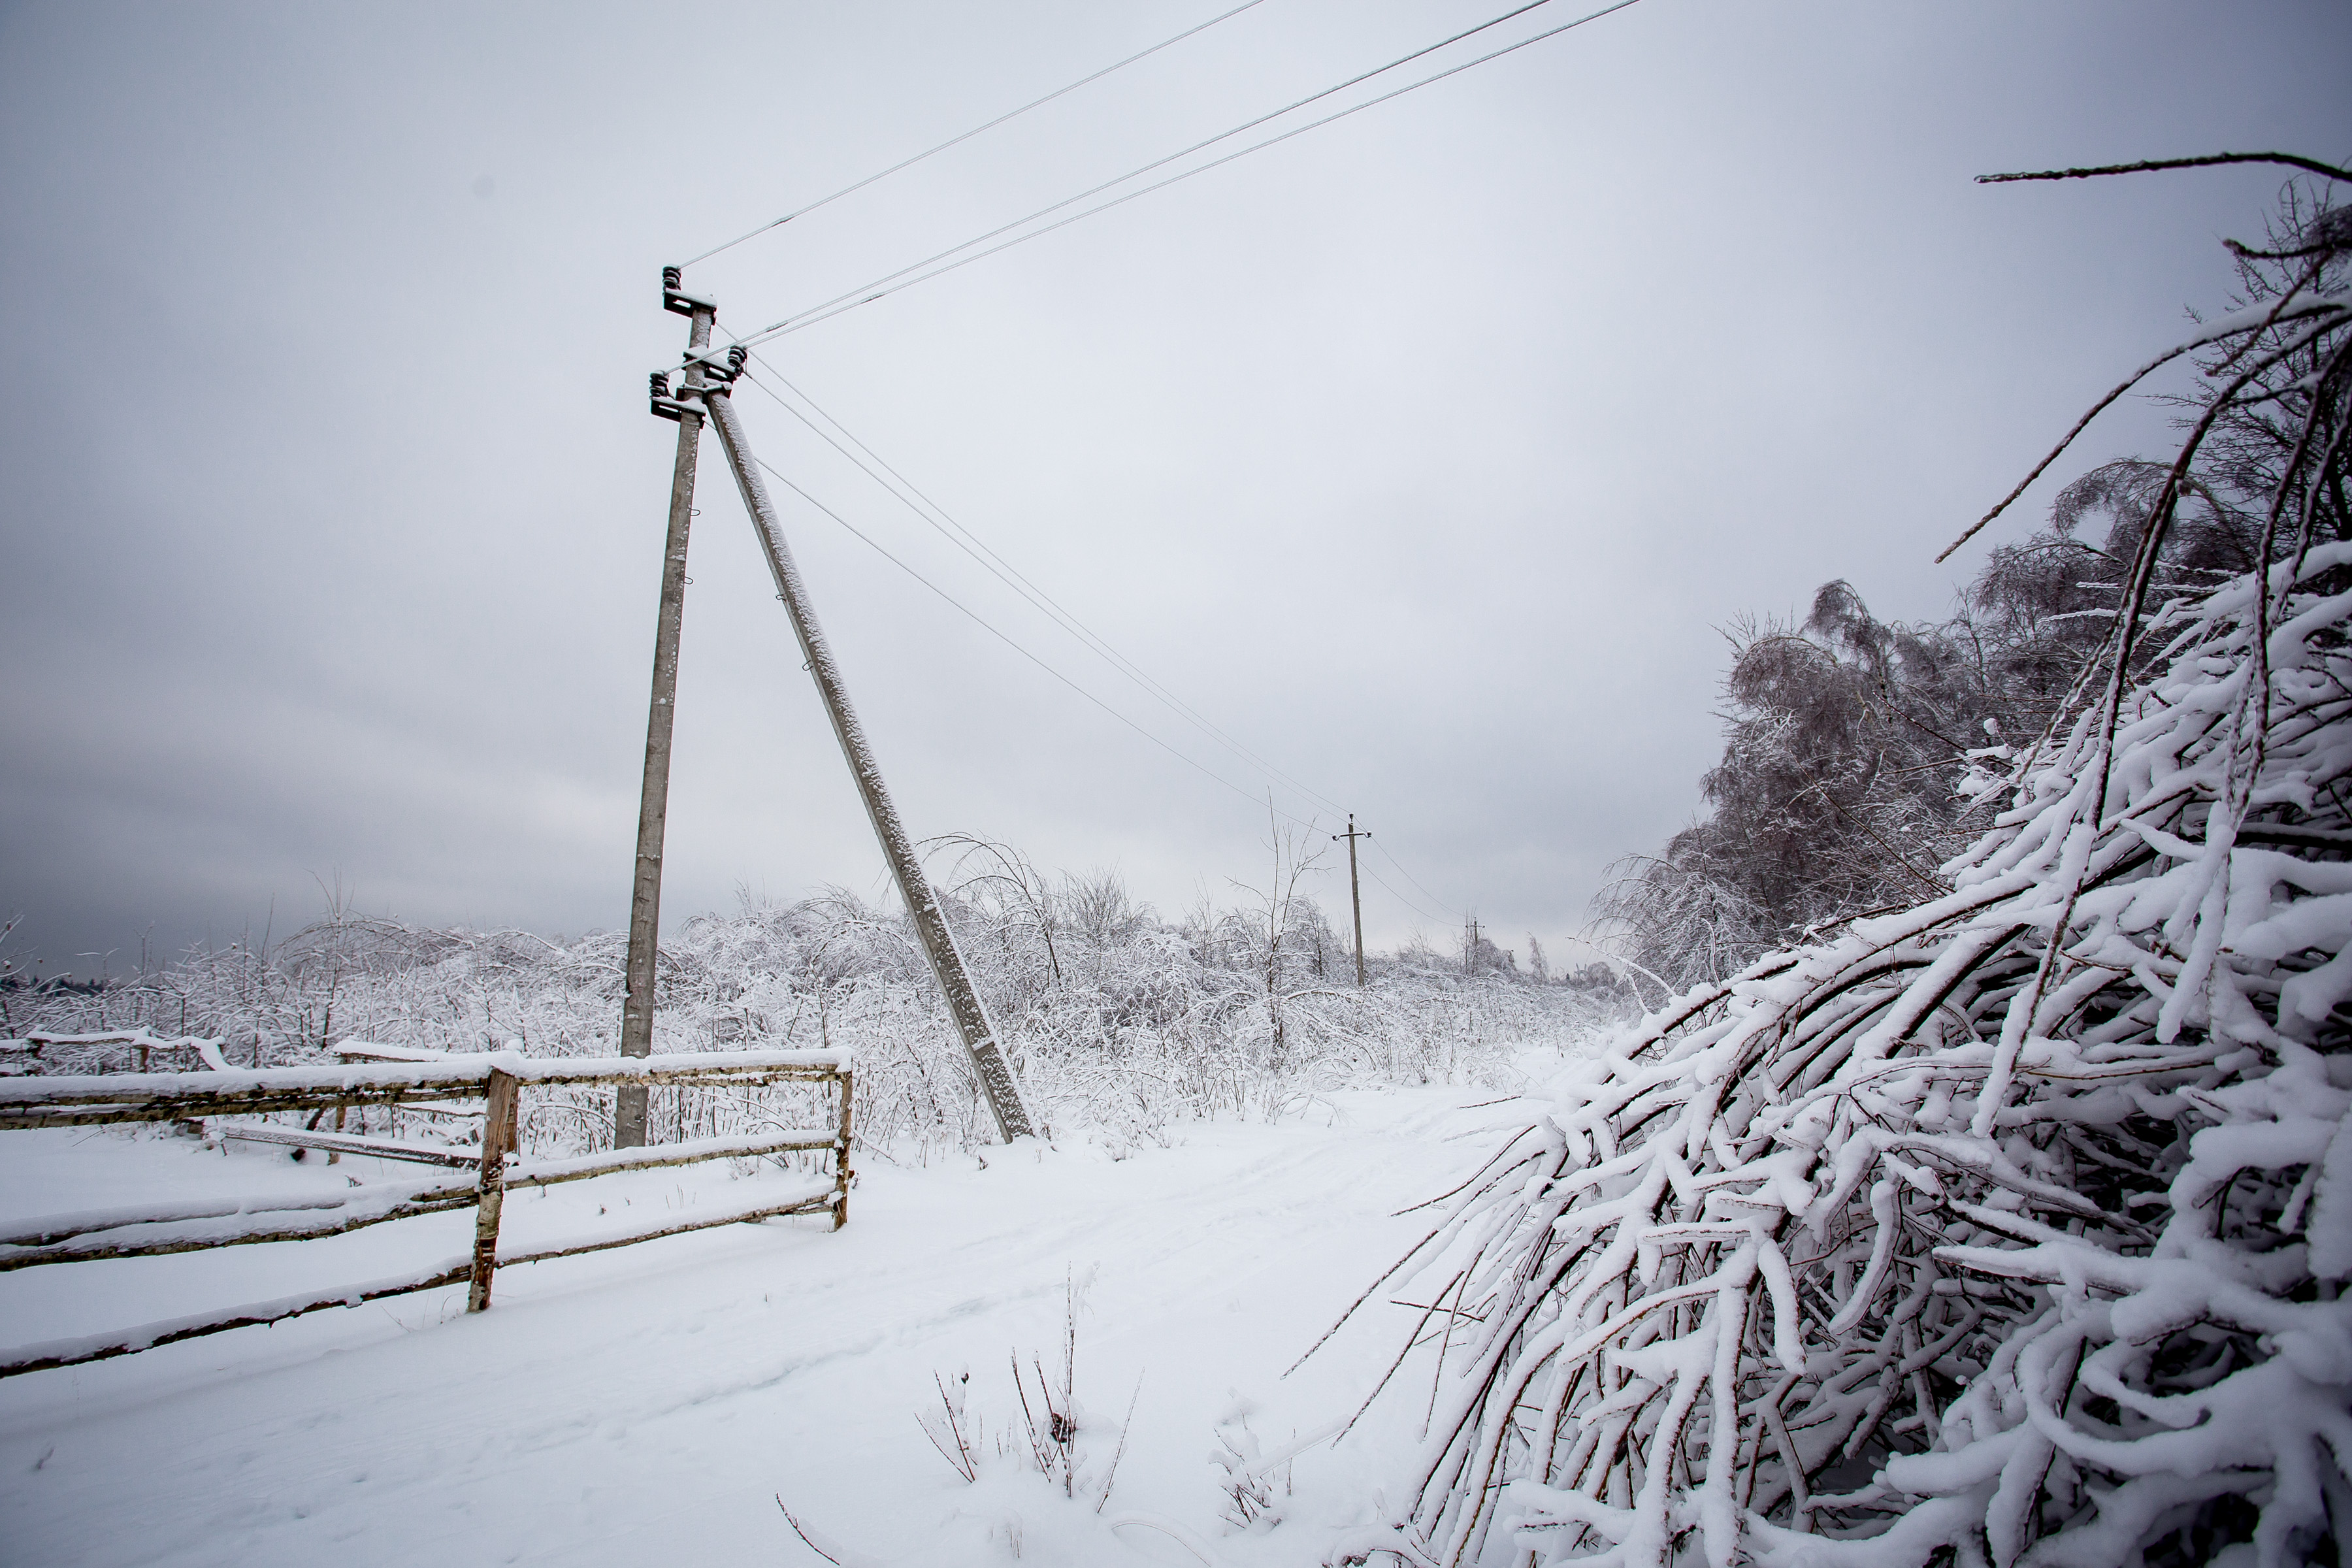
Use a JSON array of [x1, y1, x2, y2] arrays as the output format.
[[681, 0, 1269, 270], [735, 359, 1349, 815], [727, 384, 1480, 939], [1362, 863, 1446, 925], [727, 0, 1590, 344], [1371, 836, 1460, 919], [732, 0, 1642, 348], [747, 365, 1347, 813], [739, 435, 1324, 833]]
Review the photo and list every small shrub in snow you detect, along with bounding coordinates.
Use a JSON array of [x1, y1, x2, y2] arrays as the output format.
[[919, 1366, 990, 1484], [1213, 1399, 1292, 1531], [915, 1273, 1139, 1514]]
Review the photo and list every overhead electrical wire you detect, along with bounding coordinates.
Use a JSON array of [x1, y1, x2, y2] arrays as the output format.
[[678, 5, 1642, 906], [730, 0, 1642, 348], [728, 0, 1579, 344], [731, 396, 1475, 919], [736, 358, 1348, 816], [1363, 864, 1446, 926], [1371, 837, 1462, 919], [680, 0, 1269, 270], [738, 372, 1474, 923], [738, 433, 1324, 834]]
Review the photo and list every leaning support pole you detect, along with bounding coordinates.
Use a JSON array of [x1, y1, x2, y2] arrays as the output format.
[[700, 385, 1037, 1143], [616, 272, 716, 1147]]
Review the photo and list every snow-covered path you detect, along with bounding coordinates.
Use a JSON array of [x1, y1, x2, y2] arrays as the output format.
[[0, 1088, 1526, 1567]]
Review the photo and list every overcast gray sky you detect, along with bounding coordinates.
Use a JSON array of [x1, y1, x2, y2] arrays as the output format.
[[3, 0, 2347, 977]]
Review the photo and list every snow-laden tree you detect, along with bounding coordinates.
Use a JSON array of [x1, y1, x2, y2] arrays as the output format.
[[9, 855, 1624, 1160], [1598, 189, 2352, 995], [1342, 172, 2352, 1568]]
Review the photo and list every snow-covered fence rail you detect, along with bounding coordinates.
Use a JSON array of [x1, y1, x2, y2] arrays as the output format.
[[1, 1030, 225, 1075], [0, 1047, 853, 1379]]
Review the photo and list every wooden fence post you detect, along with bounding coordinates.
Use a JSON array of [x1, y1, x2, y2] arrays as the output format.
[[468, 1068, 519, 1313], [832, 1068, 853, 1231]]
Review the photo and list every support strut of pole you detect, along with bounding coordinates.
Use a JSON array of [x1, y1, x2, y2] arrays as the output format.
[[700, 379, 1037, 1143], [615, 270, 715, 1148]]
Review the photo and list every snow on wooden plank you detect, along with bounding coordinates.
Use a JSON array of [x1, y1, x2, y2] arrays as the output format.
[[19, 1030, 222, 1049], [0, 1065, 500, 1118], [3, 1032, 223, 1073], [498, 1179, 838, 1267], [510, 1047, 851, 1084], [0, 1256, 474, 1378], [332, 1045, 853, 1081], [506, 1128, 837, 1190], [333, 1043, 452, 1063], [0, 1188, 371, 1248], [0, 1046, 851, 1115], [0, 1178, 478, 1270], [214, 1122, 482, 1168]]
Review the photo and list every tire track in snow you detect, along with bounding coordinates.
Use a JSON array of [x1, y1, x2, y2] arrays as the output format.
[[0, 1088, 1511, 1567]]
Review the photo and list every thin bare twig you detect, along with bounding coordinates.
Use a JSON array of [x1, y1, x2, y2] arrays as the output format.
[[1096, 1373, 1144, 1512], [1977, 152, 2352, 186], [776, 1497, 847, 1566]]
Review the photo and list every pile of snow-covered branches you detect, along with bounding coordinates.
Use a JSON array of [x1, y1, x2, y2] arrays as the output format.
[[1343, 177, 2352, 1567]]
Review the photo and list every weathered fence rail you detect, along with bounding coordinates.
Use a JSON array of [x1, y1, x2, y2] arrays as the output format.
[[1, 1029, 225, 1075], [0, 1046, 851, 1379]]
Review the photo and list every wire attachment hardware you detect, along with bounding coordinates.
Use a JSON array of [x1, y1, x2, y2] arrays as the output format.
[[648, 370, 698, 423], [661, 265, 717, 319], [677, 342, 751, 397]]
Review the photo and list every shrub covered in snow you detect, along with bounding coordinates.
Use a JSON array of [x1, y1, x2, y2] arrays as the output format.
[[5, 860, 1620, 1160], [1346, 176, 2352, 1568], [1599, 183, 2352, 1004]]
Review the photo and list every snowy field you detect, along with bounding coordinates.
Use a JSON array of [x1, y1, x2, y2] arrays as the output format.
[[0, 1086, 1538, 1567]]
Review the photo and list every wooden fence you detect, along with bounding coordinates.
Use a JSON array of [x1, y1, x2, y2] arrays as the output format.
[[1, 1029, 227, 1075], [0, 1047, 851, 1379]]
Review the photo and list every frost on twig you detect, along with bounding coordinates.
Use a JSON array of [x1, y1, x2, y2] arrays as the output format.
[[917, 1367, 984, 1483]]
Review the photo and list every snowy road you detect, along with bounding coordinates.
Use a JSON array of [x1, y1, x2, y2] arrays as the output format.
[[0, 1088, 1529, 1567]]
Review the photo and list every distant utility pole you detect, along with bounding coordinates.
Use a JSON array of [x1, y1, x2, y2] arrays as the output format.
[[694, 324, 1036, 1143], [1465, 915, 1482, 977], [614, 267, 714, 1149], [1332, 815, 1368, 987]]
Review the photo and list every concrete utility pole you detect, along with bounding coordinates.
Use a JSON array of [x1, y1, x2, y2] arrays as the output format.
[[698, 362, 1037, 1143], [615, 268, 715, 1149], [1332, 815, 1368, 988], [1465, 916, 1482, 977]]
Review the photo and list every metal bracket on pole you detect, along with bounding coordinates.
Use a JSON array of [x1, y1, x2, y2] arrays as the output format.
[[649, 372, 693, 423], [662, 265, 716, 319], [685, 343, 747, 383], [651, 346, 743, 421]]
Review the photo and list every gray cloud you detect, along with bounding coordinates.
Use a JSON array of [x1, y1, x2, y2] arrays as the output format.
[[3, 0, 2347, 976]]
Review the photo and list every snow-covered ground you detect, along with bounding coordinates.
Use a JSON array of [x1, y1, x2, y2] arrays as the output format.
[[0, 1086, 1533, 1567]]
